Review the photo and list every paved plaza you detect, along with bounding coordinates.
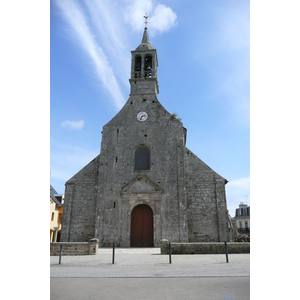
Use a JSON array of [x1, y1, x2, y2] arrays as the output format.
[[50, 248, 250, 300]]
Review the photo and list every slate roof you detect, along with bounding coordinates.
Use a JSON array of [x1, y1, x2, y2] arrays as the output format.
[[50, 184, 63, 206]]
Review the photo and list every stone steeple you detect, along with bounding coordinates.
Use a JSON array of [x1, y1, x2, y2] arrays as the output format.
[[142, 27, 150, 43], [135, 28, 155, 51], [129, 28, 159, 95]]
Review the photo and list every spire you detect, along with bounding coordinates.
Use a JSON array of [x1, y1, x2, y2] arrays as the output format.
[[142, 27, 150, 44], [142, 14, 150, 44], [135, 17, 154, 51], [135, 13, 152, 49]]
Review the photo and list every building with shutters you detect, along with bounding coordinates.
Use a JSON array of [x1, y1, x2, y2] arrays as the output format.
[[61, 27, 231, 247], [233, 202, 250, 234], [50, 185, 64, 242]]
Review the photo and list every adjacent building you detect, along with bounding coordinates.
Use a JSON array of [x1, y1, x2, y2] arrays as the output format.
[[232, 202, 250, 237], [50, 185, 64, 242]]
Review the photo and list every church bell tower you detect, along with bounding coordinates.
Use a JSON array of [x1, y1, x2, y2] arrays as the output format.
[[129, 25, 159, 96]]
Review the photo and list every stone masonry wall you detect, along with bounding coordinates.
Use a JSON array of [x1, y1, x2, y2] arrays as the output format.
[[50, 239, 99, 256], [185, 148, 229, 242], [160, 241, 250, 254], [61, 155, 100, 242]]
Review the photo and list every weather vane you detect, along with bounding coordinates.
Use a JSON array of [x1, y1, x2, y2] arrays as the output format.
[[144, 13, 148, 28]]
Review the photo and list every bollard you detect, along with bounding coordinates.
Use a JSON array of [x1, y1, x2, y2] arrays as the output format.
[[59, 244, 63, 265], [169, 242, 172, 264], [225, 241, 229, 263], [112, 242, 115, 264]]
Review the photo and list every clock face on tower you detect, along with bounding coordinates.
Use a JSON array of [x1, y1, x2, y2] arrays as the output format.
[[137, 111, 148, 122]]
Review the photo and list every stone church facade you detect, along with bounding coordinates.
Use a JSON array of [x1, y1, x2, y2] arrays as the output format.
[[61, 28, 230, 247]]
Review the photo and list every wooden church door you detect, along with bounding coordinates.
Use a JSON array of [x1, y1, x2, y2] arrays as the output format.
[[130, 204, 153, 247]]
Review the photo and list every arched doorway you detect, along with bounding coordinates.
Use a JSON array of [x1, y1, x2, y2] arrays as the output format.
[[130, 204, 153, 247]]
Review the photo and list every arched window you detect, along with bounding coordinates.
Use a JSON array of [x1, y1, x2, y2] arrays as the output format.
[[144, 55, 152, 78], [135, 56, 141, 71], [144, 55, 152, 70], [135, 146, 150, 170]]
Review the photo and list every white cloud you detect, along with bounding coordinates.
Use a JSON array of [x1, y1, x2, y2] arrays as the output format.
[[149, 4, 177, 34], [124, 0, 153, 30], [83, 0, 130, 86], [61, 120, 85, 130], [55, 0, 125, 110], [124, 0, 177, 35]]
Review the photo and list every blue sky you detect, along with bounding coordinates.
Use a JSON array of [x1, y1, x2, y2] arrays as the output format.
[[50, 0, 250, 216]]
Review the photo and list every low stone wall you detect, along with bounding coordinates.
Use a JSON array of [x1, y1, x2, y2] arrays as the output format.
[[160, 241, 250, 254], [50, 238, 99, 256]]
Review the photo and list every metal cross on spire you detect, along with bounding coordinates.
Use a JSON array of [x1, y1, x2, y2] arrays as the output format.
[[144, 13, 148, 28]]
